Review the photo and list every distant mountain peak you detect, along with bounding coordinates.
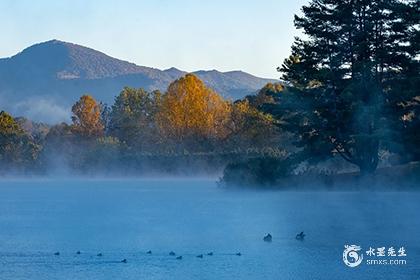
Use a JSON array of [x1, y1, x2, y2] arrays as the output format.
[[165, 67, 181, 71], [160, 67, 187, 81], [41, 39, 67, 45], [10, 39, 147, 80]]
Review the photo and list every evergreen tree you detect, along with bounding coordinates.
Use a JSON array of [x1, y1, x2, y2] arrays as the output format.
[[273, 0, 419, 174]]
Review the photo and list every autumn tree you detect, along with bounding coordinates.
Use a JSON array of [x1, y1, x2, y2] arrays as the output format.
[[156, 74, 230, 148], [71, 95, 104, 137]]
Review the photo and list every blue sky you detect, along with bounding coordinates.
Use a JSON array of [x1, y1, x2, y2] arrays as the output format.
[[0, 0, 309, 78]]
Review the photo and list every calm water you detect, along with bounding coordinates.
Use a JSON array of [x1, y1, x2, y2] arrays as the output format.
[[0, 178, 419, 279]]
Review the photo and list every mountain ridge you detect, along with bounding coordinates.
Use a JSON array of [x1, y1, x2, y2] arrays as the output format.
[[0, 40, 278, 123]]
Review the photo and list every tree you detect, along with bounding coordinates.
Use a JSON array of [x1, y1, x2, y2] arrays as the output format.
[[71, 95, 104, 137], [398, 95, 420, 161], [109, 87, 160, 149], [388, 0, 420, 161], [156, 74, 230, 148], [247, 82, 284, 109], [273, 0, 418, 174], [226, 99, 277, 148], [99, 102, 112, 134], [0, 111, 40, 170], [42, 122, 82, 170]]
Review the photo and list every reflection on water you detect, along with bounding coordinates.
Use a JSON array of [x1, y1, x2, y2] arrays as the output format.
[[0, 178, 419, 279]]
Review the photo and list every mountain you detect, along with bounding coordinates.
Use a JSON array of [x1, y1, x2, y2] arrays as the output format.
[[0, 40, 278, 123]]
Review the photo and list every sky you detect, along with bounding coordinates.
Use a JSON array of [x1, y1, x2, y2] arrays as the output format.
[[0, 0, 309, 79]]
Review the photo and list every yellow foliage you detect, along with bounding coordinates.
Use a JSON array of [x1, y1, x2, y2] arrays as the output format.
[[157, 74, 231, 141], [71, 95, 104, 137]]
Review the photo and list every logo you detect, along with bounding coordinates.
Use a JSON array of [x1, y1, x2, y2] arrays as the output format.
[[342, 244, 407, 267], [343, 245, 363, 267]]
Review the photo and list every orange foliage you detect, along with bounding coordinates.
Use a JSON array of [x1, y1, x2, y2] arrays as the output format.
[[71, 95, 104, 137], [157, 74, 230, 141]]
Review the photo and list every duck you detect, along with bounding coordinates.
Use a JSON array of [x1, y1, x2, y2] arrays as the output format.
[[97, 253, 103, 257], [176, 256, 183, 260], [54, 252, 60, 256], [236, 252, 242, 256], [207, 252, 213, 256], [196, 254, 203, 258], [296, 231, 305, 240], [169, 251, 176, 256], [76, 251, 81, 255], [121, 259, 127, 263], [263, 233, 272, 242], [146, 250, 152, 254]]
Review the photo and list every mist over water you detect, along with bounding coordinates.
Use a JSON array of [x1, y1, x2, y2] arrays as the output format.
[[0, 178, 419, 279]]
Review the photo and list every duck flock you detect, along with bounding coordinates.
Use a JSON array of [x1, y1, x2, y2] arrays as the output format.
[[50, 250, 242, 263], [50, 232, 304, 263]]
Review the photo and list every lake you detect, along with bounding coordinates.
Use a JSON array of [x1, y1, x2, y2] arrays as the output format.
[[0, 178, 419, 279]]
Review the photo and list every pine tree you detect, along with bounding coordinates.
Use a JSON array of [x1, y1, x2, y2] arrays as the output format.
[[273, 0, 418, 174]]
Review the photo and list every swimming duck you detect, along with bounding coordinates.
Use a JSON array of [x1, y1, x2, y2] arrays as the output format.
[[196, 254, 203, 258], [146, 250, 152, 254], [236, 252, 242, 256], [54, 252, 60, 256], [76, 251, 81, 255], [207, 252, 213, 256], [176, 256, 183, 260], [169, 251, 176, 256], [121, 259, 127, 263], [263, 233, 272, 242], [296, 231, 305, 240], [97, 253, 103, 257]]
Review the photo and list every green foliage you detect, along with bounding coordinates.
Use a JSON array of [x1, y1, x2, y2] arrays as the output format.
[[79, 136, 124, 172], [225, 99, 279, 149], [246, 82, 284, 109], [0, 111, 41, 171], [271, 0, 419, 174], [109, 87, 160, 150]]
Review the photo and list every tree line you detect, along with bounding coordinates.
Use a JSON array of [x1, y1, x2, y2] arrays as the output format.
[[0, 74, 283, 175]]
